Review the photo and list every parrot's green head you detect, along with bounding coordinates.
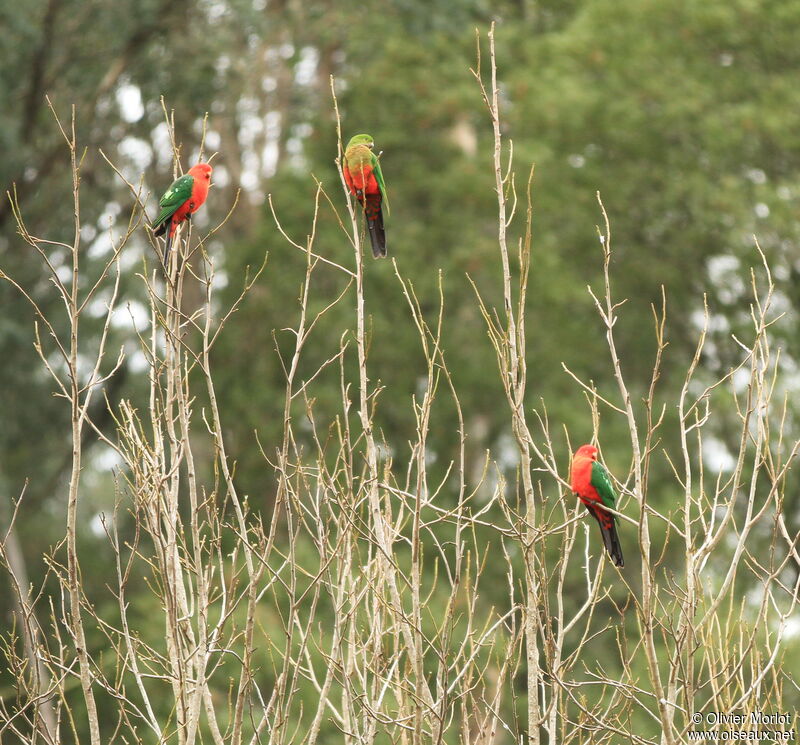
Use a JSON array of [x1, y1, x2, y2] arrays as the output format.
[[346, 133, 374, 149]]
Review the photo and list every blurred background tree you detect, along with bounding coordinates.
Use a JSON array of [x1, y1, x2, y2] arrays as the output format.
[[2, 0, 800, 739]]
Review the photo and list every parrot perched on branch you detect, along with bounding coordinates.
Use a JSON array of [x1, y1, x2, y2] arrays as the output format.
[[570, 444, 625, 567], [343, 133, 389, 258], [151, 162, 213, 260]]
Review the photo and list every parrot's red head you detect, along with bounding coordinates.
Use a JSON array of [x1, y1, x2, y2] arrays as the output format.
[[188, 162, 213, 183], [575, 444, 598, 460]]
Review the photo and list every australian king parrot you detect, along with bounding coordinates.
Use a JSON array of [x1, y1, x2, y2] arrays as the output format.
[[151, 162, 213, 260], [343, 134, 389, 258], [570, 444, 625, 567]]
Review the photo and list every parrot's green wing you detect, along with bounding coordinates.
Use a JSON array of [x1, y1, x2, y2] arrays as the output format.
[[152, 174, 194, 229], [370, 151, 390, 216], [590, 460, 618, 510]]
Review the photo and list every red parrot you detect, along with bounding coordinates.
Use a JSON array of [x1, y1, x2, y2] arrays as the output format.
[[570, 444, 625, 567], [342, 133, 389, 258], [151, 162, 213, 259]]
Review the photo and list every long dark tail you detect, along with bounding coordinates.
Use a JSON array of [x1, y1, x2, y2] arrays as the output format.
[[585, 503, 625, 567], [599, 520, 625, 567], [152, 216, 172, 265], [360, 191, 386, 258], [163, 227, 173, 263]]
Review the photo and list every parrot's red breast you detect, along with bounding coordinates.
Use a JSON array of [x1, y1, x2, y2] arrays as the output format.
[[343, 161, 380, 196], [570, 445, 598, 504]]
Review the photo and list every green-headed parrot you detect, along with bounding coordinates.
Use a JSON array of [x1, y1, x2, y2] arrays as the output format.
[[343, 134, 389, 258], [570, 444, 625, 567], [151, 162, 213, 259]]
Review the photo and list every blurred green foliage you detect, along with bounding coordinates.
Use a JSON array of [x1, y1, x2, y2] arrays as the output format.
[[2, 0, 800, 741]]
